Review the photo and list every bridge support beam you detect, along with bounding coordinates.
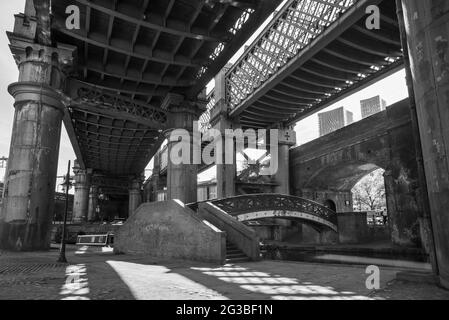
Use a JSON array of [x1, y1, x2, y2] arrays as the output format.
[[129, 177, 142, 216], [72, 164, 91, 223], [0, 38, 74, 250], [402, 0, 449, 289], [87, 185, 99, 222]]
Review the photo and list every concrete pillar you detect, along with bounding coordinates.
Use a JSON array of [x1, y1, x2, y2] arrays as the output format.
[[401, 0, 449, 288], [87, 185, 99, 222], [0, 30, 74, 250], [128, 178, 142, 216], [72, 166, 91, 223]]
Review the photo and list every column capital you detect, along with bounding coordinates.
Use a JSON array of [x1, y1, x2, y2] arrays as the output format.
[[164, 93, 207, 131], [129, 176, 144, 192], [7, 34, 76, 110], [90, 185, 99, 193], [8, 35, 75, 85], [277, 128, 296, 146]]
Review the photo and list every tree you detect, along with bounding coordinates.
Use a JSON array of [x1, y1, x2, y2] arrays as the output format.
[[352, 168, 386, 211]]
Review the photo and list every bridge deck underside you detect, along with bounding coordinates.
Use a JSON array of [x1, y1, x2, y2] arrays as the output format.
[[228, 0, 403, 129], [49, 0, 281, 176]]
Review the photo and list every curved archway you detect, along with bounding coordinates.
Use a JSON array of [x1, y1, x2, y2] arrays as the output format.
[[304, 161, 386, 191], [323, 199, 337, 212], [351, 167, 386, 214]]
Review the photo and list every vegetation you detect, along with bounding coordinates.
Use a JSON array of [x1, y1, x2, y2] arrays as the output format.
[[352, 168, 386, 211]]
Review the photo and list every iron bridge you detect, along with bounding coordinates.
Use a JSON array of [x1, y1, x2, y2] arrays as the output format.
[[193, 194, 338, 232]]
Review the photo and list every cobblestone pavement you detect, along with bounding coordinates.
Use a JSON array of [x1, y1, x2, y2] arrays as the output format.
[[0, 246, 448, 300]]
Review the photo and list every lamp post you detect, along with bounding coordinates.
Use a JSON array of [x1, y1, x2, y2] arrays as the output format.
[[58, 160, 72, 263]]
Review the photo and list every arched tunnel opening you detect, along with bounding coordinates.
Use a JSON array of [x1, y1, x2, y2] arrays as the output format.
[[279, 162, 393, 246], [351, 167, 388, 226]]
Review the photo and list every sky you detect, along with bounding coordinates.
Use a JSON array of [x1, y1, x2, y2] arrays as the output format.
[[0, 1, 408, 186]]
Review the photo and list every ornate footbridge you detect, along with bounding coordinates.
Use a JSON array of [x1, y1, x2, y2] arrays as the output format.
[[1, 0, 449, 289], [190, 194, 338, 232]]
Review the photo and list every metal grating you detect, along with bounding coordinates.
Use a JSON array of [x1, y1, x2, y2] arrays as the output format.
[[0, 263, 66, 275]]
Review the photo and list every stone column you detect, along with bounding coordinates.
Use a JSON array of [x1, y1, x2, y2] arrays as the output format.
[[274, 128, 296, 195], [0, 29, 74, 250], [87, 185, 99, 222], [128, 178, 142, 216], [165, 96, 202, 204], [401, 0, 449, 288], [72, 165, 91, 223]]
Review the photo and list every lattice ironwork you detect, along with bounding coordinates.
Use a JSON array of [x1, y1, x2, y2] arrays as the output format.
[[75, 87, 168, 125], [199, 89, 216, 133], [196, 8, 255, 79], [210, 194, 338, 229], [225, 0, 357, 110]]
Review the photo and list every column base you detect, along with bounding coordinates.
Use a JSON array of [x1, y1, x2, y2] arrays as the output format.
[[0, 220, 51, 251]]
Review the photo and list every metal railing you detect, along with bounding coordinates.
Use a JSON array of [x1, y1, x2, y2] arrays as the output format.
[[209, 193, 338, 230]]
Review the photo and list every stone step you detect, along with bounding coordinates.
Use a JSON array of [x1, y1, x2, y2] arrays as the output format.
[[225, 257, 251, 263], [226, 252, 247, 259], [226, 249, 242, 255], [225, 240, 250, 263]]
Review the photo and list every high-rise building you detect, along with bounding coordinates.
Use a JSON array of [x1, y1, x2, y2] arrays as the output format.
[[360, 95, 387, 119], [318, 107, 354, 137]]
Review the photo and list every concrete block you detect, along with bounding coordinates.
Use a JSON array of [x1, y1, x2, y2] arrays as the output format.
[[114, 200, 226, 264]]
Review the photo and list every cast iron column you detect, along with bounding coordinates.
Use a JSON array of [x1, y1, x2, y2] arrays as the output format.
[[165, 99, 201, 204], [72, 164, 91, 223], [87, 185, 99, 222], [0, 37, 74, 250], [128, 177, 142, 216], [274, 127, 296, 195], [212, 65, 236, 199]]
